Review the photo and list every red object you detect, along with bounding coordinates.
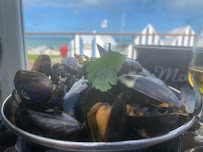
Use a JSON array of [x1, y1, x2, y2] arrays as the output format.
[[59, 44, 68, 58]]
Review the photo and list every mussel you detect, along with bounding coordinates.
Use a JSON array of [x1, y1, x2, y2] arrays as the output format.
[[85, 71, 190, 141], [31, 54, 52, 77], [61, 57, 79, 75], [15, 102, 81, 140], [8, 46, 200, 143], [45, 79, 67, 108], [83, 87, 114, 141], [14, 70, 53, 104], [63, 77, 89, 123], [51, 63, 77, 91], [119, 74, 180, 108]]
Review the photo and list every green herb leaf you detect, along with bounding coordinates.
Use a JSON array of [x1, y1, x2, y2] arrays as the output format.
[[86, 46, 126, 92]]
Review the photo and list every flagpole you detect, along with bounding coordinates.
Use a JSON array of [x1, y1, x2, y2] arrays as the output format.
[[119, 13, 125, 44]]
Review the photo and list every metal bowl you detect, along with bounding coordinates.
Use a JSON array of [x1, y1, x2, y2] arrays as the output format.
[[0, 92, 196, 151]]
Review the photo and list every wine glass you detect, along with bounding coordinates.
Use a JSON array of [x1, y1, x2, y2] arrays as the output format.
[[188, 26, 203, 140], [188, 26, 203, 93]]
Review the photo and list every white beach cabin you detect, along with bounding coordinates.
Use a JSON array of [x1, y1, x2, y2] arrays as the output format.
[[125, 24, 163, 59], [70, 34, 117, 58], [162, 25, 195, 47]]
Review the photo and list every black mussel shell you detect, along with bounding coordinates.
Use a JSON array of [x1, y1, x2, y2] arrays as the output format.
[[61, 57, 79, 75], [14, 70, 53, 104], [87, 93, 129, 142], [119, 74, 180, 108], [105, 93, 128, 142], [32, 61, 52, 77], [33, 54, 51, 65], [117, 59, 143, 76], [46, 80, 67, 109], [15, 102, 81, 140], [138, 68, 154, 77], [97, 43, 107, 56], [51, 63, 77, 90], [63, 77, 89, 123], [31, 54, 52, 77], [65, 74, 77, 91], [80, 63, 89, 78], [5, 90, 22, 125], [126, 113, 189, 138], [83, 87, 114, 116]]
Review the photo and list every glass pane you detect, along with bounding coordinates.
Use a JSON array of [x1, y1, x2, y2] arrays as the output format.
[[1, 0, 203, 151]]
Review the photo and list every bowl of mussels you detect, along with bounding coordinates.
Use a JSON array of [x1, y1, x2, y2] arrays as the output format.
[[0, 44, 201, 151]]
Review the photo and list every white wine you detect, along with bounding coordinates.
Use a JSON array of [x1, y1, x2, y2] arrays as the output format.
[[188, 52, 203, 92], [188, 67, 203, 93]]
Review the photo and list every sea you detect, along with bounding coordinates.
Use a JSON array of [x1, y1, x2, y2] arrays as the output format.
[[25, 36, 73, 49], [25, 36, 132, 50]]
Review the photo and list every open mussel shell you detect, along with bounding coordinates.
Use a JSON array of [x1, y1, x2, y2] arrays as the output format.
[[15, 102, 81, 140], [119, 74, 180, 108], [63, 77, 89, 123], [31, 54, 52, 77], [14, 70, 53, 104], [87, 102, 111, 142], [125, 113, 189, 139], [83, 87, 114, 116], [126, 113, 188, 130], [86, 92, 128, 142], [83, 87, 114, 141]]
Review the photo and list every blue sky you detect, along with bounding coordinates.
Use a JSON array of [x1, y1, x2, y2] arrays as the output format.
[[23, 0, 203, 33]]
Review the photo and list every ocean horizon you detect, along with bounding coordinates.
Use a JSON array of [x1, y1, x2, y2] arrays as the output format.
[[25, 36, 132, 50]]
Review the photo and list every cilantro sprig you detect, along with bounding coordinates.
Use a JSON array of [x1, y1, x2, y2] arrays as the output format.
[[86, 45, 126, 92]]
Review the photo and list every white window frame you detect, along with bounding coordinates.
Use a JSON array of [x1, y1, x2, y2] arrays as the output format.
[[0, 0, 27, 102]]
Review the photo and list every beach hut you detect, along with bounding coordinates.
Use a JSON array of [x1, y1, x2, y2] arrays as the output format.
[[70, 34, 117, 58], [162, 25, 195, 47], [125, 24, 163, 59], [134, 24, 163, 45]]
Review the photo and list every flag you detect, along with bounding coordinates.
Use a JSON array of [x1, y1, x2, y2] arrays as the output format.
[[101, 19, 108, 28]]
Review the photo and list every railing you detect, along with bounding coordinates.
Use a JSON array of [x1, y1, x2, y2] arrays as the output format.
[[25, 32, 197, 37], [25, 33, 197, 59]]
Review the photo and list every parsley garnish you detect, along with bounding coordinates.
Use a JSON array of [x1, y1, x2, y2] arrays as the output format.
[[86, 45, 126, 92]]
